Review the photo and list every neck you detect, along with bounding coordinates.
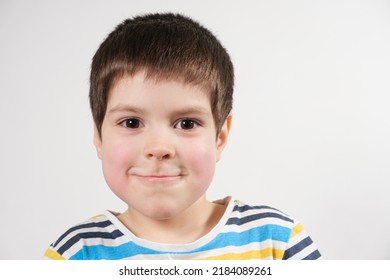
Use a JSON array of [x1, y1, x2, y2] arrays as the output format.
[[118, 197, 227, 244]]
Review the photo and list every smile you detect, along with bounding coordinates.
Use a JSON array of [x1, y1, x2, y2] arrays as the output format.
[[134, 175, 182, 184]]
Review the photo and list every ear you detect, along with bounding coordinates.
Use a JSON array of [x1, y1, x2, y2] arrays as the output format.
[[93, 123, 102, 160], [216, 113, 232, 162]]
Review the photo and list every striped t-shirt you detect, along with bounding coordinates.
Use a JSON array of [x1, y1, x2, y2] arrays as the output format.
[[44, 197, 321, 260]]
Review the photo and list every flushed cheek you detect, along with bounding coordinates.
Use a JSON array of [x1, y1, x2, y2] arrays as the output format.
[[186, 144, 216, 192], [101, 143, 134, 199]]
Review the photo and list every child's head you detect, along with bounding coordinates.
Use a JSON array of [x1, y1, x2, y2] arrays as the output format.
[[89, 13, 234, 137], [89, 13, 234, 221]]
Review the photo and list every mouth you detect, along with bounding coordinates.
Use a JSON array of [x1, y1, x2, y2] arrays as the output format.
[[133, 174, 182, 184]]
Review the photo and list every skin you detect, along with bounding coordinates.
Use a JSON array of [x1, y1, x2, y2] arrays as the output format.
[[94, 71, 232, 244]]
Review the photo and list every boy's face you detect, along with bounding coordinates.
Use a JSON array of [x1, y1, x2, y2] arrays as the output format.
[[94, 72, 231, 221]]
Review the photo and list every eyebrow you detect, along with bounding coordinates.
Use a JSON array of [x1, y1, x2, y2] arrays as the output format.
[[107, 105, 145, 116], [170, 106, 211, 117], [107, 104, 211, 117]]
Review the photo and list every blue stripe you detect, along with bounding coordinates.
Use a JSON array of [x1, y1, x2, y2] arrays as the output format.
[[190, 224, 291, 254], [69, 241, 161, 260], [69, 224, 291, 260]]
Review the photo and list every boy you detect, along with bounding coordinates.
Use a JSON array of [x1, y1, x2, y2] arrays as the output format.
[[44, 13, 321, 260]]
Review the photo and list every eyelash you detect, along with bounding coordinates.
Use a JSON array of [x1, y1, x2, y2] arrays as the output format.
[[118, 118, 200, 130]]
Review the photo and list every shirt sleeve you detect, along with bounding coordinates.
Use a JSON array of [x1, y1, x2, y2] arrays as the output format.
[[282, 220, 322, 260]]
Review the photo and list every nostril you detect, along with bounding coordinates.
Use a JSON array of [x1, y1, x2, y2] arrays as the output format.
[[145, 147, 174, 161], [144, 134, 175, 160], [153, 152, 171, 161]]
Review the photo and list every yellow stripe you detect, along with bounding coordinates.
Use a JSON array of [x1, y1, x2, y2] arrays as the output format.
[[90, 214, 105, 219], [290, 223, 304, 238], [198, 248, 284, 260], [44, 248, 66, 260]]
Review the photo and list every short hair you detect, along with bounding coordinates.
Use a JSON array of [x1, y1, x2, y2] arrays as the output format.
[[89, 13, 234, 137]]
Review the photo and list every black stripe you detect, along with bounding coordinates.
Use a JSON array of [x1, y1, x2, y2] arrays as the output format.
[[57, 229, 124, 255], [233, 204, 282, 213], [283, 236, 313, 259], [53, 220, 113, 247], [227, 212, 293, 226], [303, 249, 322, 260]]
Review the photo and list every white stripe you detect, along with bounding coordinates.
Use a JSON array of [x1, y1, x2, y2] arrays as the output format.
[[231, 205, 291, 219]]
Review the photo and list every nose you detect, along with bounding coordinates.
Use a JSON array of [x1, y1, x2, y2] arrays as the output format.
[[143, 131, 175, 161]]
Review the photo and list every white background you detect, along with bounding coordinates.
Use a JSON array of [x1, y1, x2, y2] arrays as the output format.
[[0, 0, 389, 260]]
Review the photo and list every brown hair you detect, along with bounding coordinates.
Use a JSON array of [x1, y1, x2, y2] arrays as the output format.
[[89, 13, 234, 137]]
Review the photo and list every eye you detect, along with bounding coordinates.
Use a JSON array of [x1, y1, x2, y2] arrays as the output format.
[[120, 118, 142, 129], [175, 119, 198, 130]]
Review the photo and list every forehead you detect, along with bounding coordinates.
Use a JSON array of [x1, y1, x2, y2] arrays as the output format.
[[109, 71, 210, 99], [107, 72, 212, 111]]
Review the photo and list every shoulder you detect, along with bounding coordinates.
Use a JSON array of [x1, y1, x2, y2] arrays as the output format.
[[228, 200, 322, 260], [44, 212, 124, 260], [222, 200, 296, 245], [230, 200, 295, 228]]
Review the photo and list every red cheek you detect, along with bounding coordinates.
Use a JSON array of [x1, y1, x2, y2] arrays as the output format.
[[187, 144, 216, 189], [101, 144, 133, 197]]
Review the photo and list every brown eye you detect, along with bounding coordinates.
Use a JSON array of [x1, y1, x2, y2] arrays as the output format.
[[175, 119, 198, 130], [121, 118, 141, 128]]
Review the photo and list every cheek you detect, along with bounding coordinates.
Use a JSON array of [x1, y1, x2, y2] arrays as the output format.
[[101, 143, 133, 197], [186, 142, 217, 190]]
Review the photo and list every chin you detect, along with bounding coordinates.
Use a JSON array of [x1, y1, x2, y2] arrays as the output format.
[[142, 205, 182, 221]]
